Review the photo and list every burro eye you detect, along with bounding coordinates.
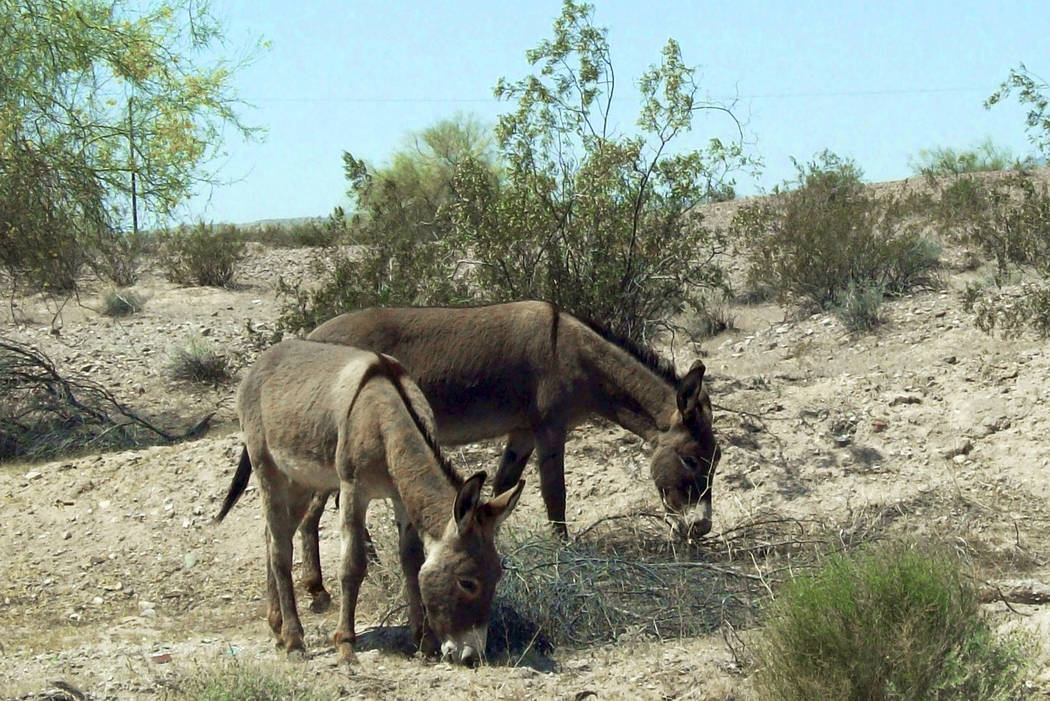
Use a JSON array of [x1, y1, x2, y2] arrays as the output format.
[[458, 577, 480, 596]]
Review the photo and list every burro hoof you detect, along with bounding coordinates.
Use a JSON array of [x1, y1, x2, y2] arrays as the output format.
[[338, 643, 358, 665], [333, 631, 357, 664], [286, 647, 306, 662], [309, 591, 332, 613]]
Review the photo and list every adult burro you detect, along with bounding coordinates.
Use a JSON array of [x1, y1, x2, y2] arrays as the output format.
[[215, 339, 523, 665], [299, 301, 720, 606]]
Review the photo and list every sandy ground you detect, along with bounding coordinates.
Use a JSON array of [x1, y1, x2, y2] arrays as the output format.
[[3, 189, 1050, 700]]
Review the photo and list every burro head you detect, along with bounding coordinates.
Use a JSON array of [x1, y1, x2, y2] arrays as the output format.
[[418, 471, 524, 666], [650, 360, 722, 540]]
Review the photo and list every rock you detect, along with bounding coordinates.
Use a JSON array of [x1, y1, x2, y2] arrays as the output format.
[[980, 415, 1011, 435], [25, 471, 42, 480], [941, 438, 974, 459], [889, 394, 922, 406]]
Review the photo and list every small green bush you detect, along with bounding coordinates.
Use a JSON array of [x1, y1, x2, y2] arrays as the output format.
[[101, 289, 145, 317], [167, 338, 232, 385], [909, 138, 1036, 177], [159, 221, 244, 288], [959, 280, 987, 312], [832, 282, 885, 332], [733, 151, 940, 313], [753, 541, 1032, 701]]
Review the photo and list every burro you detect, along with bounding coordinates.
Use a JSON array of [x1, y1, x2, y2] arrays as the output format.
[[215, 339, 523, 666]]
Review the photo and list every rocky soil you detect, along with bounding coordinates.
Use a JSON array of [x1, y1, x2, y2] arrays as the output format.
[[2, 189, 1050, 700]]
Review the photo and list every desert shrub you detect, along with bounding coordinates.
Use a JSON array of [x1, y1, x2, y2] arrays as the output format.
[[959, 279, 987, 312], [101, 289, 145, 317], [168, 658, 324, 700], [931, 173, 1050, 277], [166, 338, 232, 385], [752, 540, 1032, 701], [909, 138, 1035, 177], [971, 281, 1050, 338], [274, 119, 489, 333], [159, 221, 245, 287], [930, 175, 990, 232], [682, 292, 737, 340], [957, 66, 1050, 336], [832, 282, 885, 332], [93, 229, 152, 287], [243, 211, 348, 248], [733, 151, 940, 320], [929, 172, 1050, 336], [0, 140, 100, 294]]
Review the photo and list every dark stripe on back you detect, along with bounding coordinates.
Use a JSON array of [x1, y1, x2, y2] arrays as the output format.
[[372, 354, 463, 488], [560, 308, 681, 387]]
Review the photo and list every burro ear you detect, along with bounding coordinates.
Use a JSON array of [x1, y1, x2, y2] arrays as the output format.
[[453, 471, 487, 535], [676, 359, 707, 421], [478, 479, 525, 532]]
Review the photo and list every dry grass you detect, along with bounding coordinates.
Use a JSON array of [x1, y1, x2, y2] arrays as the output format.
[[166, 338, 232, 385], [101, 288, 145, 317], [162, 658, 326, 700]]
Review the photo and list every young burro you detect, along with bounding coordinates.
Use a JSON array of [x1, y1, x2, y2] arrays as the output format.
[[215, 339, 523, 665]]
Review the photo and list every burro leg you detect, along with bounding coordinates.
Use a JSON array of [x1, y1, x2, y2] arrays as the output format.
[[333, 483, 370, 664]]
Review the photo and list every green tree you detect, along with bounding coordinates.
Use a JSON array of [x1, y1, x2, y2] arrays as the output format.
[[986, 63, 1050, 158], [276, 115, 493, 333], [345, 112, 497, 246], [279, 1, 756, 341], [449, 0, 757, 341], [0, 0, 260, 293]]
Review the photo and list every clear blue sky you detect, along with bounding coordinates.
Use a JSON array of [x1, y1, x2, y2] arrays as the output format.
[[188, 0, 1047, 224]]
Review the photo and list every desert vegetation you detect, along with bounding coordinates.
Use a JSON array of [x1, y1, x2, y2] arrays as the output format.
[[753, 541, 1032, 700], [3, 0, 1050, 698]]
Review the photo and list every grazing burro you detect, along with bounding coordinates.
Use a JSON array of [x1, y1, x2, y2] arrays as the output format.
[[298, 301, 720, 607], [215, 339, 524, 665]]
